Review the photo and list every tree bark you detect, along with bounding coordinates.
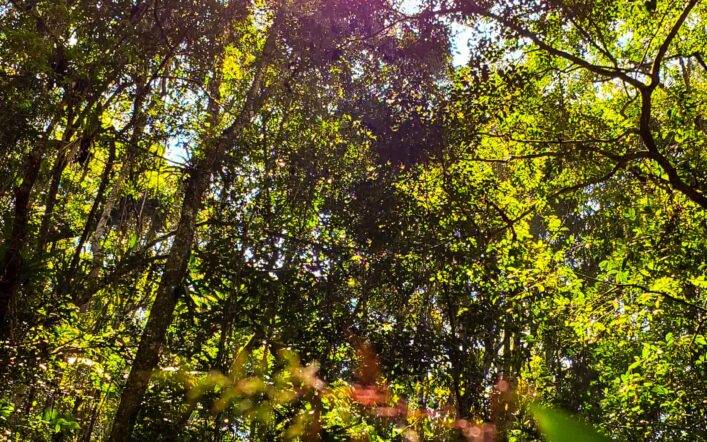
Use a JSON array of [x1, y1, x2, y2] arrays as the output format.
[[88, 80, 149, 275], [65, 138, 118, 306], [108, 22, 277, 439], [0, 149, 43, 335], [35, 104, 82, 254], [107, 98, 223, 442]]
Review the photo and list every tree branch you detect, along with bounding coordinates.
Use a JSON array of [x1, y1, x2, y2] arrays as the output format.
[[650, 0, 700, 88]]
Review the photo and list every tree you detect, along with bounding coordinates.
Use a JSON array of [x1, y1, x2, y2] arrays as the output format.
[[1, 0, 707, 440]]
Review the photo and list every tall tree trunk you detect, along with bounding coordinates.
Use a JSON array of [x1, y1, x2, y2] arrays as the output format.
[[65, 139, 118, 306], [108, 26, 277, 439], [35, 105, 80, 254], [107, 108, 223, 442], [0, 149, 44, 335], [87, 80, 149, 282], [0, 106, 66, 334]]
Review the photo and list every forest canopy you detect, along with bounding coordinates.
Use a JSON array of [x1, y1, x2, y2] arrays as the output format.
[[1, 0, 706, 440]]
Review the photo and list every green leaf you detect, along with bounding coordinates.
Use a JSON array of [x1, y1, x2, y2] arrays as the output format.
[[531, 405, 614, 442]]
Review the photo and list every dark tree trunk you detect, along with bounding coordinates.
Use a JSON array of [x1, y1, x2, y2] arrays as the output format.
[[107, 136, 221, 441], [0, 149, 43, 335], [108, 26, 276, 439], [65, 139, 118, 306], [35, 111, 78, 255], [87, 80, 149, 294]]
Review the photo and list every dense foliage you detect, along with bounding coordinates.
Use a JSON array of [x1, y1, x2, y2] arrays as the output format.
[[1, 0, 706, 440]]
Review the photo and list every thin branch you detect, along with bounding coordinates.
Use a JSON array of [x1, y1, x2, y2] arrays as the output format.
[[650, 0, 700, 88], [639, 87, 707, 209], [480, 10, 646, 89], [614, 283, 707, 313], [464, 151, 564, 163]]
